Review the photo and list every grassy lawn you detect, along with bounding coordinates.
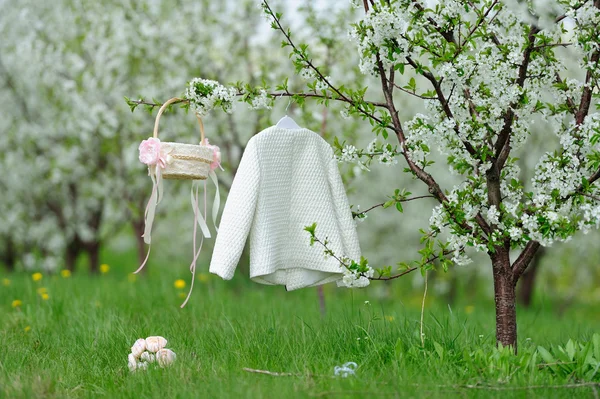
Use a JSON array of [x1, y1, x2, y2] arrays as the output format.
[[1, 255, 599, 398]]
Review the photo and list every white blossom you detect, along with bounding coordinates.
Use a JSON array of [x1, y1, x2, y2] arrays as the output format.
[[185, 78, 237, 116]]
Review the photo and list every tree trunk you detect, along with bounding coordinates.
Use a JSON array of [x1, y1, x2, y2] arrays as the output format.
[[65, 238, 82, 272], [491, 247, 517, 350], [86, 242, 100, 274], [132, 218, 148, 272], [518, 247, 545, 307], [2, 238, 16, 272], [317, 286, 326, 317]]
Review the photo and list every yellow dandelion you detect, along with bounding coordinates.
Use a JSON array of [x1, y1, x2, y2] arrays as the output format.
[[37, 287, 48, 295], [2, 278, 10, 286], [197, 273, 210, 283], [32, 272, 43, 282], [385, 315, 395, 322], [41, 293, 49, 301], [24, 326, 31, 333], [100, 264, 110, 274], [465, 305, 475, 314], [11, 299, 22, 308], [174, 279, 186, 289], [178, 292, 187, 299], [60, 269, 71, 278], [127, 273, 137, 283]]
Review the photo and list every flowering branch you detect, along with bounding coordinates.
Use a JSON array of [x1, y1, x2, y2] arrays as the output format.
[[304, 223, 414, 284], [126, 91, 389, 113], [304, 223, 463, 284], [261, 1, 392, 130]]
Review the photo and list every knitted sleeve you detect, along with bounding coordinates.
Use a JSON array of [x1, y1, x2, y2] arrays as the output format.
[[209, 140, 260, 280], [327, 157, 362, 261]]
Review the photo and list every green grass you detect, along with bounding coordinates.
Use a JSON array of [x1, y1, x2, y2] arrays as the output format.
[[1, 259, 600, 398]]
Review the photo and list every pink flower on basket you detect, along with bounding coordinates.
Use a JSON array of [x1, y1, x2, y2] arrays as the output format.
[[139, 138, 167, 168], [203, 139, 222, 171]]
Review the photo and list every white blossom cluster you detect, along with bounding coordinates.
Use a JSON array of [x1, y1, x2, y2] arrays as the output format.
[[348, 2, 411, 76], [338, 144, 359, 163], [335, 140, 399, 168], [299, 67, 330, 91], [529, 113, 600, 245], [249, 89, 273, 110], [128, 336, 176, 372], [339, 261, 374, 288], [185, 78, 238, 116]]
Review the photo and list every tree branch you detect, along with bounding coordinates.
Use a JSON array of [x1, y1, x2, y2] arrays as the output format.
[[370, 267, 417, 281], [582, 193, 600, 202], [512, 240, 541, 282], [353, 195, 436, 218], [575, 50, 600, 125], [495, 25, 539, 171], [129, 91, 389, 112], [380, 57, 491, 239], [263, 1, 391, 128], [405, 56, 477, 157], [393, 83, 436, 100], [533, 42, 572, 50], [555, 73, 578, 114]]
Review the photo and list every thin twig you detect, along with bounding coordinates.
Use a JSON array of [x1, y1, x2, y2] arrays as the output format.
[[310, 234, 418, 281], [393, 83, 436, 100], [353, 195, 436, 217], [533, 42, 572, 50], [582, 193, 600, 202], [243, 368, 303, 377], [369, 267, 417, 281]]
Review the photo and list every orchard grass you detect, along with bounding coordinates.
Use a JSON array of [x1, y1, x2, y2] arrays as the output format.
[[1, 256, 599, 398]]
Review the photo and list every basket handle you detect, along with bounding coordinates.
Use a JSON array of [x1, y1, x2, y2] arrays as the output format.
[[152, 97, 206, 143]]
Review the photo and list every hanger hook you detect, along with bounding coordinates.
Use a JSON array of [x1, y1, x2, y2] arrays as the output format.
[[285, 97, 292, 113], [278, 92, 292, 114]]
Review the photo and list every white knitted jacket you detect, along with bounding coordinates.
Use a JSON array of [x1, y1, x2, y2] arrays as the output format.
[[209, 126, 361, 290]]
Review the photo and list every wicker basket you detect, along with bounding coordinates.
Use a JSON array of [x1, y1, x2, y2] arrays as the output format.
[[152, 97, 213, 180]]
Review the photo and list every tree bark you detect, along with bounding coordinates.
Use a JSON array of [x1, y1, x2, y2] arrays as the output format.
[[65, 237, 82, 272], [518, 247, 545, 307], [1, 238, 16, 272], [491, 247, 518, 350], [85, 241, 100, 274]]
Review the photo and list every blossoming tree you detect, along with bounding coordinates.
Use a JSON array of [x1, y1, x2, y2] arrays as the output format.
[[134, 0, 600, 348]]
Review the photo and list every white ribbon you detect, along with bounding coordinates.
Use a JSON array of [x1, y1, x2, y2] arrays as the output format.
[[190, 180, 211, 239], [181, 180, 207, 308], [209, 170, 220, 232], [135, 166, 163, 274]]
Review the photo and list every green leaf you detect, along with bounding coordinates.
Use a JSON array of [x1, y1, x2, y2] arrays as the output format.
[[395, 202, 403, 213], [394, 338, 405, 359], [593, 333, 600, 361], [303, 223, 317, 235], [433, 341, 444, 361], [383, 200, 395, 209], [537, 346, 556, 364], [565, 339, 576, 361]]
